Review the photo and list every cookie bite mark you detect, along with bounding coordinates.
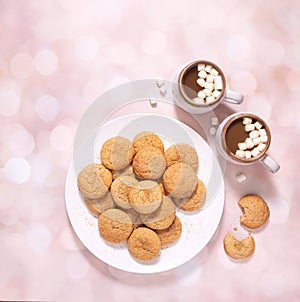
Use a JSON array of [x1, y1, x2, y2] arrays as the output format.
[[77, 164, 112, 199], [238, 194, 270, 229], [100, 136, 135, 171], [127, 227, 161, 261], [223, 232, 255, 259]]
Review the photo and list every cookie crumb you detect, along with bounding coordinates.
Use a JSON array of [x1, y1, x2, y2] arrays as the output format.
[[233, 227, 238, 231]]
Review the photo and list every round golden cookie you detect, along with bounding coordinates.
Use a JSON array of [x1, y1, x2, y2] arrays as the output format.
[[100, 136, 135, 171], [163, 163, 198, 199], [132, 131, 164, 153], [98, 209, 133, 243], [110, 176, 138, 209], [77, 164, 112, 199], [140, 196, 176, 230], [129, 180, 163, 214], [133, 146, 167, 180], [127, 227, 161, 261], [238, 194, 270, 229], [165, 143, 199, 171], [156, 216, 182, 246], [84, 192, 115, 215], [223, 232, 255, 259], [173, 179, 206, 211], [112, 165, 134, 180]]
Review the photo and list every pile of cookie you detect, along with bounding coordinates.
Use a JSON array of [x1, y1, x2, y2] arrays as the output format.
[[223, 194, 270, 259], [77, 132, 206, 262]]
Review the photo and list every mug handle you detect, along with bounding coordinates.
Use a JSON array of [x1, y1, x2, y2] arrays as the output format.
[[223, 89, 244, 104], [259, 154, 280, 173]]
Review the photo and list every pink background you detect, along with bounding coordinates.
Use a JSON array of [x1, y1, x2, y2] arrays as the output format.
[[1, 0, 300, 301]]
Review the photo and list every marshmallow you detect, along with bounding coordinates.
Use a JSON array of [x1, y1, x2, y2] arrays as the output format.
[[203, 88, 212, 96], [235, 150, 245, 158], [206, 96, 216, 104], [252, 137, 261, 146], [209, 127, 216, 135], [193, 97, 205, 105], [243, 117, 252, 125], [205, 65, 212, 73], [197, 64, 205, 71], [245, 138, 254, 149], [212, 90, 221, 99], [257, 143, 267, 152], [245, 124, 255, 132], [204, 82, 214, 90], [214, 76, 223, 90], [149, 99, 157, 107], [211, 117, 219, 126], [210, 68, 219, 76], [245, 151, 251, 159], [236, 173, 247, 183], [206, 74, 214, 83], [197, 78, 206, 87], [249, 130, 259, 139], [238, 142, 247, 151], [198, 70, 207, 79], [254, 121, 263, 129], [197, 90, 207, 99], [251, 147, 260, 157], [260, 135, 268, 143], [259, 129, 267, 136]]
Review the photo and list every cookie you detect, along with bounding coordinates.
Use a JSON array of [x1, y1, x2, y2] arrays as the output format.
[[238, 194, 270, 229], [165, 143, 199, 171], [133, 146, 167, 180], [223, 232, 255, 259], [98, 209, 133, 243], [100, 136, 135, 171], [110, 176, 138, 209], [77, 164, 112, 199], [127, 227, 161, 261], [173, 179, 206, 211], [163, 163, 198, 199], [84, 192, 115, 215], [156, 215, 182, 246], [140, 196, 176, 230], [132, 131, 164, 153], [112, 165, 134, 180], [129, 180, 162, 214]]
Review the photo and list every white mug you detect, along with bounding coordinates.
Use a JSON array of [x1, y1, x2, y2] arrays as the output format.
[[216, 112, 280, 173], [173, 59, 244, 114]]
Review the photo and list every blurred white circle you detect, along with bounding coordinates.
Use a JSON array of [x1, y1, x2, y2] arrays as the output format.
[[141, 30, 167, 55], [230, 71, 257, 95], [74, 36, 99, 61], [0, 90, 20, 116], [26, 224, 52, 252], [4, 157, 31, 184], [226, 34, 250, 60], [65, 252, 90, 279], [245, 95, 272, 119], [34, 49, 58, 76], [285, 69, 300, 92], [259, 40, 285, 66], [260, 272, 285, 298], [110, 42, 136, 65], [10, 53, 34, 79], [35, 94, 59, 121], [59, 226, 85, 251], [50, 125, 73, 151]]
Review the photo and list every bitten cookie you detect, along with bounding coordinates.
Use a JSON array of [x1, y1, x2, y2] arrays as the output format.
[[223, 232, 255, 259], [238, 194, 270, 229], [156, 215, 182, 246], [127, 227, 161, 261], [77, 164, 112, 199], [132, 131, 164, 153], [164, 143, 199, 171], [100, 136, 135, 171], [98, 209, 133, 243], [140, 196, 176, 230], [129, 180, 163, 214], [163, 163, 198, 199], [173, 179, 206, 211], [84, 192, 115, 215], [133, 146, 167, 180], [110, 176, 138, 209]]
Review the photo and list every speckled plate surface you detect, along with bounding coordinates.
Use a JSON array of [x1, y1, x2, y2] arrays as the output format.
[[65, 113, 224, 273]]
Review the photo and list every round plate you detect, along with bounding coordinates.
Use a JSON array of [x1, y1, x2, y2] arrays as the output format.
[[65, 113, 224, 274]]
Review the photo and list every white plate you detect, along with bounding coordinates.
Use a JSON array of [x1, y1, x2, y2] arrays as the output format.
[[65, 113, 224, 274]]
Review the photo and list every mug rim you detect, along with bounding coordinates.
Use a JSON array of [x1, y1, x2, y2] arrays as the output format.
[[178, 59, 226, 107], [221, 112, 272, 163]]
